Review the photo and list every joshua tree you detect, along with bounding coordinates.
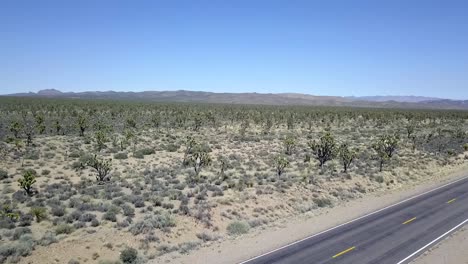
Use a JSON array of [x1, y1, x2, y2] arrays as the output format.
[[18, 170, 36, 196], [23, 118, 35, 146], [10, 120, 23, 139], [283, 136, 296, 155], [286, 113, 294, 130], [54, 120, 62, 135], [182, 136, 196, 166], [193, 113, 203, 131], [151, 114, 161, 130], [406, 123, 415, 139], [275, 155, 290, 177], [188, 150, 212, 180], [95, 130, 107, 151], [372, 134, 399, 172], [218, 156, 229, 181], [338, 143, 357, 173], [34, 114, 46, 134], [87, 154, 112, 183], [308, 131, 337, 168], [78, 114, 88, 137]]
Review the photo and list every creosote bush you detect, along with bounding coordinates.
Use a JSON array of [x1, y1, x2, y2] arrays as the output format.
[[226, 221, 250, 236], [120, 247, 138, 264]]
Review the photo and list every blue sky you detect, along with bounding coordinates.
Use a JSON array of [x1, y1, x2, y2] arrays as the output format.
[[1, 0, 468, 99]]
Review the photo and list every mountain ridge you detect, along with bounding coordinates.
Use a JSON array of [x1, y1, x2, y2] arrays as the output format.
[[3, 89, 468, 110]]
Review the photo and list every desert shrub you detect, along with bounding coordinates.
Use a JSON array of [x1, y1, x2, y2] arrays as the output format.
[[103, 211, 117, 222], [12, 191, 29, 203], [18, 213, 33, 227], [375, 175, 385, 183], [464, 143, 468, 151], [51, 206, 66, 217], [313, 197, 333, 208], [0, 235, 35, 259], [120, 247, 138, 264], [178, 241, 201, 254], [41, 169, 51, 176], [165, 144, 179, 152], [226, 221, 250, 236], [116, 220, 130, 228], [65, 210, 82, 223], [114, 152, 128, 160], [30, 207, 47, 222], [134, 148, 155, 159], [121, 204, 135, 217], [129, 213, 176, 235], [12, 227, 32, 240], [248, 218, 269, 228], [56, 224, 74, 235], [73, 222, 86, 229], [39, 231, 58, 246], [68, 259, 80, 264], [79, 213, 97, 223], [196, 231, 219, 242], [91, 219, 100, 227], [0, 169, 8, 180]]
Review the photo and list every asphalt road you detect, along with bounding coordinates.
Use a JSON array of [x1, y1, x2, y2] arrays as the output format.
[[241, 176, 468, 264]]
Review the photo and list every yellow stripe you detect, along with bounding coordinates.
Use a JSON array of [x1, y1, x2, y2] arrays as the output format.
[[447, 198, 456, 204], [332, 246, 355, 258], [403, 217, 417, 225]]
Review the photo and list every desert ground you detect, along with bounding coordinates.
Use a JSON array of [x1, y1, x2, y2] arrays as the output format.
[[0, 98, 467, 264], [411, 225, 468, 264]]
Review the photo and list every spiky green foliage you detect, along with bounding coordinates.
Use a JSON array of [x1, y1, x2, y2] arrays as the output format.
[[77, 114, 88, 136], [283, 136, 296, 155], [308, 132, 337, 168], [338, 143, 358, 173], [188, 149, 212, 180], [274, 155, 290, 177], [372, 134, 399, 172], [87, 154, 112, 182], [30, 207, 47, 222], [18, 170, 36, 196], [10, 120, 23, 139]]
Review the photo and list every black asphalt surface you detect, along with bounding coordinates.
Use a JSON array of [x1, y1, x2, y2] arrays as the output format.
[[241, 176, 468, 264]]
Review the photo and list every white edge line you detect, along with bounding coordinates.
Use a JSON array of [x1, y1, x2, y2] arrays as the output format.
[[238, 175, 468, 264], [396, 219, 468, 264]]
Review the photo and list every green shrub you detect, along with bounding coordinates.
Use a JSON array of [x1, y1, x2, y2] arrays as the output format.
[[313, 197, 333, 208], [129, 213, 176, 235], [56, 224, 75, 235], [120, 247, 138, 264], [464, 143, 468, 151], [165, 144, 179, 152], [103, 211, 117, 222], [227, 221, 250, 236], [0, 169, 8, 180], [135, 148, 155, 158], [30, 207, 47, 222], [114, 153, 128, 160], [375, 175, 385, 183], [39, 231, 58, 246]]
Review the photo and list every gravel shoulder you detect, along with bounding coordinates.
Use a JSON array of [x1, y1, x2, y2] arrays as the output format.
[[411, 226, 468, 264]]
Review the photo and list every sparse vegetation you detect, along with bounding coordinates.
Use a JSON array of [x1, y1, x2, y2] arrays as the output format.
[[0, 97, 467, 263]]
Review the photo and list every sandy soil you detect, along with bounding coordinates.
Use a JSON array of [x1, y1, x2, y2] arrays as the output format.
[[155, 163, 468, 264], [411, 226, 468, 264]]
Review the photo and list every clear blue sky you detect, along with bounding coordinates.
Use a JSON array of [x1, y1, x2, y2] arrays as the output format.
[[1, 0, 468, 99]]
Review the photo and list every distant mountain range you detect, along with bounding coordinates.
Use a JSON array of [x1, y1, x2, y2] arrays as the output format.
[[3, 89, 468, 110]]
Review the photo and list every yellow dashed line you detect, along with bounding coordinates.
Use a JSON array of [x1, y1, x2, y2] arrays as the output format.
[[403, 217, 417, 225], [447, 198, 456, 204], [332, 246, 355, 258]]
